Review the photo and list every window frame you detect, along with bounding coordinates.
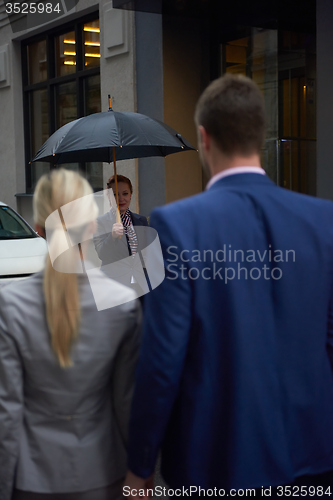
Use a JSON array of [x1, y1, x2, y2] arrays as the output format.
[[22, 11, 101, 193]]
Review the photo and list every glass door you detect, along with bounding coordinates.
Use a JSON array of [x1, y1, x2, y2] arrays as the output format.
[[220, 27, 279, 183], [218, 28, 316, 195], [277, 31, 316, 194]]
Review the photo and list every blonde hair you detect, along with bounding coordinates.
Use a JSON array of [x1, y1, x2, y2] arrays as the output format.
[[33, 169, 98, 368]]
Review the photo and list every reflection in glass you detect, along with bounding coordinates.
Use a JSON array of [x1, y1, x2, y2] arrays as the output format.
[[29, 88, 50, 190], [282, 77, 299, 137], [56, 82, 77, 127], [56, 31, 76, 76], [281, 140, 298, 190], [221, 29, 278, 182], [84, 20, 100, 69], [31, 163, 50, 192], [27, 40, 47, 84], [281, 75, 316, 141], [278, 30, 316, 194], [84, 162, 103, 191], [30, 89, 49, 156], [24, 18, 101, 194], [279, 139, 315, 194], [225, 37, 249, 75], [220, 26, 316, 194], [58, 164, 103, 192], [83, 75, 102, 189], [85, 75, 101, 115]]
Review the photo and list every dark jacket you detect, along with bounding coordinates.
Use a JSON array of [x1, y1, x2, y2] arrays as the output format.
[[93, 210, 148, 289]]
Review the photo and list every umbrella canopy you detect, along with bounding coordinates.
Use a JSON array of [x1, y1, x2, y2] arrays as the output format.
[[32, 110, 195, 164]]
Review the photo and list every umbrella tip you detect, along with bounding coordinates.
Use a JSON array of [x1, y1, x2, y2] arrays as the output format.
[[108, 94, 113, 111], [176, 132, 187, 148]]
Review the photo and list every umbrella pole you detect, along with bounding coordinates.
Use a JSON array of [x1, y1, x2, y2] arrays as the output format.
[[113, 146, 121, 223]]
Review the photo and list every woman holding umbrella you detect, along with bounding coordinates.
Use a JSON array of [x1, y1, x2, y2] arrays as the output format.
[[0, 169, 141, 500], [94, 174, 149, 298], [107, 174, 148, 239]]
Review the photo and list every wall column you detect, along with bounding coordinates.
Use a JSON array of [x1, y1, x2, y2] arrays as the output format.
[[135, 10, 165, 216], [316, 0, 333, 200]]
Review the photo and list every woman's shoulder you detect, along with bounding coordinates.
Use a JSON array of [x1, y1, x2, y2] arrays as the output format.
[[0, 273, 45, 340], [130, 211, 148, 226], [0, 272, 44, 307]]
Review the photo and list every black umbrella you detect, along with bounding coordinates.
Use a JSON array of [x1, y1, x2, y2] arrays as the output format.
[[33, 110, 195, 164], [32, 99, 196, 215]]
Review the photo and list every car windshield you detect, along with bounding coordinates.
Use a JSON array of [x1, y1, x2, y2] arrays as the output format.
[[0, 206, 36, 239]]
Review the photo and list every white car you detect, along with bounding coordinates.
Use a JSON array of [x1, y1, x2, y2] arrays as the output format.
[[0, 202, 48, 287]]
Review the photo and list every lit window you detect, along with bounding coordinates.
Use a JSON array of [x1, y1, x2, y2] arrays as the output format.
[[23, 15, 102, 192]]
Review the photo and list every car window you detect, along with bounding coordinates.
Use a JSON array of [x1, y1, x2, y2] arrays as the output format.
[[0, 206, 36, 239]]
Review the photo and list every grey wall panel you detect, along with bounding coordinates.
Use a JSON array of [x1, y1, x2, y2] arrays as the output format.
[[135, 10, 165, 216], [316, 0, 333, 200]]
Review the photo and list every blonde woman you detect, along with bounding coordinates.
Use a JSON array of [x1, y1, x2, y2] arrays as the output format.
[[0, 169, 140, 500]]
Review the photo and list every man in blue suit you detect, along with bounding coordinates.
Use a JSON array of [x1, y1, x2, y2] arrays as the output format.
[[125, 75, 333, 497]]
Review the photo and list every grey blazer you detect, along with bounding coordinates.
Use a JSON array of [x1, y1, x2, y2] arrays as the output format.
[[0, 270, 141, 499]]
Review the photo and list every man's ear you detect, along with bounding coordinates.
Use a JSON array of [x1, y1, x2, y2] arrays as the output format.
[[35, 223, 46, 238], [198, 125, 210, 153]]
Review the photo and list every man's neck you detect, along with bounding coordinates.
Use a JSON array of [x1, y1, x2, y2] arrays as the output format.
[[210, 153, 261, 177]]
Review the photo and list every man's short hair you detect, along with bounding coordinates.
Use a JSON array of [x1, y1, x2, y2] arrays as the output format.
[[195, 74, 266, 157]]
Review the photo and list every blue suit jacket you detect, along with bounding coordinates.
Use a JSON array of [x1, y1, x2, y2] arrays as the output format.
[[128, 173, 333, 490]]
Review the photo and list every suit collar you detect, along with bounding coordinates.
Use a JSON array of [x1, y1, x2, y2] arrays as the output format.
[[208, 172, 276, 191], [207, 166, 265, 190]]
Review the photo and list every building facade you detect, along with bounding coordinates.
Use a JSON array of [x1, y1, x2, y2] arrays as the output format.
[[0, 0, 332, 223], [0, 0, 140, 223]]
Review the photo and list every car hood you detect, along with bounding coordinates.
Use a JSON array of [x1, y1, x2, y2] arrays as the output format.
[[0, 237, 48, 276]]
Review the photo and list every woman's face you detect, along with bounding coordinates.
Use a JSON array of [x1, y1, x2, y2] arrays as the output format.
[[112, 181, 132, 214]]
